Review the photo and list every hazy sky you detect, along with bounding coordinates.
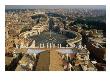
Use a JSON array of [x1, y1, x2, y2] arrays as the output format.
[[5, 5, 106, 9]]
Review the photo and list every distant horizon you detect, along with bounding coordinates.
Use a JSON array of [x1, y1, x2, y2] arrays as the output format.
[[5, 5, 106, 9]]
